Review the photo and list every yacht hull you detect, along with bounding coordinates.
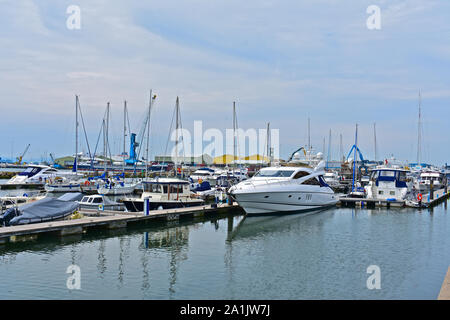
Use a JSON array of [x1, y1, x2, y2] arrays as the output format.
[[45, 184, 82, 193], [232, 190, 338, 215], [97, 184, 136, 195], [123, 199, 204, 212]]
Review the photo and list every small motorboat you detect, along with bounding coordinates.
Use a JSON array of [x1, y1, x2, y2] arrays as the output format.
[[77, 194, 125, 211], [0, 193, 82, 226]]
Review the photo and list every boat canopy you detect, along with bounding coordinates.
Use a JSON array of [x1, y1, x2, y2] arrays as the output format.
[[1, 197, 78, 226]]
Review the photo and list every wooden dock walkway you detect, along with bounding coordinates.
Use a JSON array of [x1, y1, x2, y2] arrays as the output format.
[[0, 203, 243, 244], [438, 266, 450, 300]]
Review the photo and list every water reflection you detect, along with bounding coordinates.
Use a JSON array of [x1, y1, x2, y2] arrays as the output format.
[[226, 209, 334, 241], [1, 201, 449, 299], [141, 225, 190, 297], [97, 240, 107, 277]]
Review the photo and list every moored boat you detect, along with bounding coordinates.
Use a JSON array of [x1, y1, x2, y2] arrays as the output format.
[[122, 177, 204, 212], [229, 161, 338, 215]]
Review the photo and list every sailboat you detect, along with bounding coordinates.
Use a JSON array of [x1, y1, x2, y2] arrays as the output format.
[[348, 124, 366, 198], [123, 95, 204, 212], [97, 101, 138, 195]]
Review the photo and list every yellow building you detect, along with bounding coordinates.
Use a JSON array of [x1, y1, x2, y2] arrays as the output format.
[[213, 154, 270, 165], [213, 154, 239, 165]]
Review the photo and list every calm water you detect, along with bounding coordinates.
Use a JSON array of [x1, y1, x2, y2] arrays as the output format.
[[0, 201, 449, 299]]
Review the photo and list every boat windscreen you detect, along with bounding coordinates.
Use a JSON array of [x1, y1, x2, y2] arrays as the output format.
[[18, 167, 41, 177], [254, 170, 295, 177]]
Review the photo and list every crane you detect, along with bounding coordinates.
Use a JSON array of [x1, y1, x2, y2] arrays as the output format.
[[49, 153, 62, 168], [16, 144, 30, 165], [287, 147, 307, 162]]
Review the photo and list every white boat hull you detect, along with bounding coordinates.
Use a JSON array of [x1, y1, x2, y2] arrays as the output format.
[[45, 184, 82, 192], [97, 184, 137, 195], [232, 190, 338, 215]]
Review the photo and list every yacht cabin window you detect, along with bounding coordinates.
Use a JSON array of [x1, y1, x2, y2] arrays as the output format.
[[92, 197, 102, 203], [143, 184, 162, 193], [293, 171, 309, 179], [302, 177, 321, 186], [254, 170, 295, 178]]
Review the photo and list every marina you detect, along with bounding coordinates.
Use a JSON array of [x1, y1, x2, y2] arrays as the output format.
[[1, 202, 449, 299], [2, 1, 450, 304]]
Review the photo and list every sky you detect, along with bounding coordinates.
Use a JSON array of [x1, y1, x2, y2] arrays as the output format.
[[0, 0, 449, 165]]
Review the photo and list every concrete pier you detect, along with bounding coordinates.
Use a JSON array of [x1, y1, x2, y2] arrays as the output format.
[[0, 203, 242, 244], [438, 267, 450, 300]]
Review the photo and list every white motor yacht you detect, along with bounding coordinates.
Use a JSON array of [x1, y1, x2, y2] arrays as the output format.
[[229, 161, 338, 215], [416, 169, 445, 193], [189, 168, 218, 186], [365, 166, 412, 204], [7, 165, 78, 185], [323, 171, 341, 188]]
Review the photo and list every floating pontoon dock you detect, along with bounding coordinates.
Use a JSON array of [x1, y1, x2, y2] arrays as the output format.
[[339, 188, 450, 208], [0, 203, 243, 244]]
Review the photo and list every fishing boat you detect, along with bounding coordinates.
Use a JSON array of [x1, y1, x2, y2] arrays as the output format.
[[229, 161, 338, 215], [122, 177, 204, 212]]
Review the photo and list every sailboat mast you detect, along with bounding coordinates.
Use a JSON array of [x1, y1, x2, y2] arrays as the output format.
[[75, 95, 79, 173], [174, 96, 179, 174], [233, 101, 236, 168], [307, 117, 311, 164], [266, 122, 270, 166], [340, 133, 343, 162], [123, 100, 127, 173], [352, 124, 358, 192], [417, 91, 422, 166], [374, 122, 377, 162], [326, 129, 331, 169], [103, 118, 106, 173], [146, 90, 152, 180]]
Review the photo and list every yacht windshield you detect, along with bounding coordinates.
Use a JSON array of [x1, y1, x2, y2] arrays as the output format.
[[254, 170, 295, 177], [19, 167, 41, 177]]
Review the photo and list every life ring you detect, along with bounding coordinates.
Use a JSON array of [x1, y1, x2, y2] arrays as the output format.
[[84, 180, 89, 186], [417, 193, 423, 202]]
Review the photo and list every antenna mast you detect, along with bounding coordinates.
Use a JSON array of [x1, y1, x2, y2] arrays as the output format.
[[374, 122, 377, 162], [75, 95, 79, 173], [417, 91, 422, 166]]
